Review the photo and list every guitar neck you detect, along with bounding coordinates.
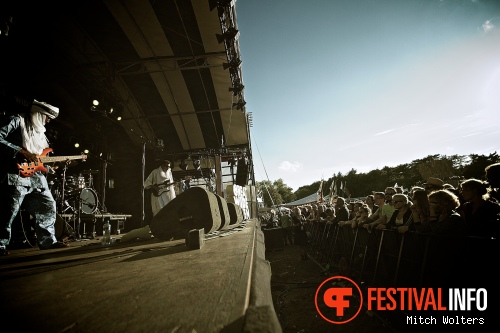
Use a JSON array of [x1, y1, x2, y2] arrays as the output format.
[[40, 155, 84, 163]]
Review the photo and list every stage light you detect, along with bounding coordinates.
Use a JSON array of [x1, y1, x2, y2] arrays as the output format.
[[222, 58, 242, 70], [92, 99, 99, 106], [229, 82, 244, 95], [70, 136, 81, 148], [232, 99, 246, 110], [209, 0, 234, 11], [216, 27, 239, 44], [116, 116, 122, 121]]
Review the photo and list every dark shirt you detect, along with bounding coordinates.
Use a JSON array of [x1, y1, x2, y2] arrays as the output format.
[[332, 206, 350, 224], [387, 208, 413, 229], [462, 200, 500, 238], [429, 211, 465, 236]]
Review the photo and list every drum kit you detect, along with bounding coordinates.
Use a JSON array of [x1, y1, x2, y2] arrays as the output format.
[[47, 161, 100, 216]]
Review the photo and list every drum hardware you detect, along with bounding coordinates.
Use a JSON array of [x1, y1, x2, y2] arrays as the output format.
[[78, 174, 86, 189], [55, 166, 100, 240]]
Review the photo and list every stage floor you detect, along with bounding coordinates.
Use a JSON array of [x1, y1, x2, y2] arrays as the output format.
[[0, 219, 280, 333]]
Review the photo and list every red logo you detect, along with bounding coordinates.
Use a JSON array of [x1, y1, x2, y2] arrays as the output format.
[[315, 276, 363, 324]]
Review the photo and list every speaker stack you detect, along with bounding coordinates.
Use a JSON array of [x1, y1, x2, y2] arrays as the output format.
[[150, 187, 243, 241]]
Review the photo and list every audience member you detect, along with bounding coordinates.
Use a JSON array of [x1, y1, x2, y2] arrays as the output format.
[[330, 197, 350, 224], [361, 192, 385, 228], [324, 207, 335, 222], [347, 204, 372, 228], [423, 177, 444, 194], [364, 194, 378, 214], [280, 209, 293, 246], [459, 178, 500, 238], [409, 186, 424, 199], [485, 162, 500, 202], [427, 190, 465, 236], [409, 189, 431, 228], [306, 204, 318, 223], [291, 207, 308, 259], [363, 187, 396, 229], [384, 194, 413, 233]]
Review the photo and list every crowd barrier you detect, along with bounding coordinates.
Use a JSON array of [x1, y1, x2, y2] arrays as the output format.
[[304, 220, 496, 292], [301, 221, 497, 330]]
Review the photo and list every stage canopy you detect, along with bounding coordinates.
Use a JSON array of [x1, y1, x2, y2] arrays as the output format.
[[1, 0, 251, 174]]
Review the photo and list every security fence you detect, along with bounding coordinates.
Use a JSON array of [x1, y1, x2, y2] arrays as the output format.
[[305, 221, 495, 290]]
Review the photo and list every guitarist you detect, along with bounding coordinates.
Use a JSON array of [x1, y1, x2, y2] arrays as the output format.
[[144, 160, 176, 217], [0, 100, 69, 255]]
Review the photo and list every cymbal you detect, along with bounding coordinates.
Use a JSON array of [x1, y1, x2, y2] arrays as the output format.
[[81, 169, 99, 174]]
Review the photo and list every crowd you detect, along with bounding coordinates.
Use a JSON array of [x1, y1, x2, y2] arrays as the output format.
[[260, 162, 500, 250]]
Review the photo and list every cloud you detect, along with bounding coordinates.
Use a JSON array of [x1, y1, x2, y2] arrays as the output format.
[[279, 161, 302, 172], [375, 128, 396, 136], [482, 19, 496, 33]]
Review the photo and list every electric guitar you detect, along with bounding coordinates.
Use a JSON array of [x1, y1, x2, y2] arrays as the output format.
[[17, 147, 87, 178], [150, 180, 177, 197]]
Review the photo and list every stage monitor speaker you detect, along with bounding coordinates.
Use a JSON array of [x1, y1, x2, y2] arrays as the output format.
[[214, 194, 231, 230], [227, 202, 243, 227], [150, 187, 222, 240], [235, 159, 248, 186]]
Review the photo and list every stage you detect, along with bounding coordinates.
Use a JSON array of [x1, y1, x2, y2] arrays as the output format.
[[0, 219, 281, 333]]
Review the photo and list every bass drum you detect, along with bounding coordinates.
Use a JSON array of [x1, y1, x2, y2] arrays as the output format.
[[79, 188, 98, 214]]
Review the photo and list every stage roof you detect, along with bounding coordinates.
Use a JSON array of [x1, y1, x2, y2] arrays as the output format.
[[1, 0, 251, 168]]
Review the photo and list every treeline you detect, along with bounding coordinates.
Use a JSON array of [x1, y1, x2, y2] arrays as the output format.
[[257, 152, 500, 207]]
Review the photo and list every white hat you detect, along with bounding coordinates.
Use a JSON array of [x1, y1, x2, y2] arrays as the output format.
[[31, 100, 59, 119]]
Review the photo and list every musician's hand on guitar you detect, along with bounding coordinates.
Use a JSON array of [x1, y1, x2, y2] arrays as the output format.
[[18, 148, 38, 163]]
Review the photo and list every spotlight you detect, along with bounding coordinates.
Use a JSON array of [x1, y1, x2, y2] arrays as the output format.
[[216, 27, 239, 44], [222, 58, 242, 70], [93, 99, 100, 106], [209, 0, 234, 11], [179, 160, 188, 171], [229, 83, 244, 95], [232, 99, 246, 110], [70, 137, 81, 148]]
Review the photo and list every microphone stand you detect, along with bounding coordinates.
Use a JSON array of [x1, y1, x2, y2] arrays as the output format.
[[60, 164, 68, 213], [76, 194, 82, 240], [141, 141, 146, 227]]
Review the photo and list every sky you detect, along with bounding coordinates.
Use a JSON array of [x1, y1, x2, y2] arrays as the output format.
[[234, 0, 500, 191]]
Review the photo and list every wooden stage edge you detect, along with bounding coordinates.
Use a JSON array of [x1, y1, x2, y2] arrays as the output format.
[[0, 219, 282, 333]]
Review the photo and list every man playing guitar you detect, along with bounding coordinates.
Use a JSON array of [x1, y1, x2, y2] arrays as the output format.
[[144, 160, 176, 217], [0, 100, 70, 255]]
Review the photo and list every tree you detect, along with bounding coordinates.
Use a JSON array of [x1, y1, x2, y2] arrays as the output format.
[[256, 180, 282, 207], [295, 182, 319, 202], [462, 152, 500, 180], [286, 152, 500, 201], [274, 178, 296, 204]]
